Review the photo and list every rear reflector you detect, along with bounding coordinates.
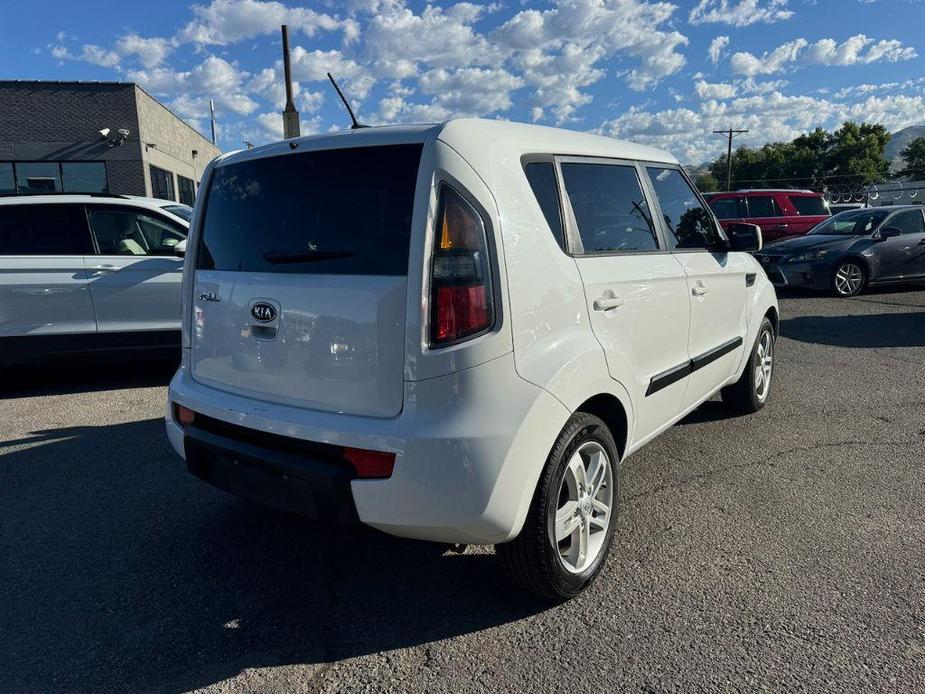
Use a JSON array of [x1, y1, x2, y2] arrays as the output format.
[[343, 447, 396, 479], [174, 404, 196, 426]]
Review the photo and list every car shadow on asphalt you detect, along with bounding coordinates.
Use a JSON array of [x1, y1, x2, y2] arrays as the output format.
[[1, 358, 178, 399], [781, 311, 925, 348], [0, 418, 547, 693]]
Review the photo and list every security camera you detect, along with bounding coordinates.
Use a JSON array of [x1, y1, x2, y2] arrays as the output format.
[[118, 128, 130, 138], [99, 128, 110, 139]]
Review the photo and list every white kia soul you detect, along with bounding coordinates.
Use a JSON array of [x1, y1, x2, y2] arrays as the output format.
[[166, 119, 778, 599]]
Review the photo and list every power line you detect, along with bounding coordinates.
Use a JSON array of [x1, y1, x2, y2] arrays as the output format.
[[713, 128, 749, 191]]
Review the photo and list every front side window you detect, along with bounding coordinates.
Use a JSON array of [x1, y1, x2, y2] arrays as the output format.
[[709, 197, 743, 219], [16, 163, 62, 193], [646, 166, 719, 250], [89, 209, 187, 256], [561, 162, 658, 254], [198, 144, 422, 275], [0, 204, 92, 255], [746, 196, 780, 218], [887, 209, 925, 235], [150, 166, 175, 201], [524, 161, 566, 250], [62, 162, 107, 193]]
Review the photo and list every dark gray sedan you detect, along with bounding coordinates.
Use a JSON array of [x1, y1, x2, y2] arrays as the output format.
[[755, 205, 925, 296]]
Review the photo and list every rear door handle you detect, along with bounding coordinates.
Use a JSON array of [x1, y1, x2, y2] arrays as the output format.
[[773, 224, 789, 231], [90, 264, 119, 272], [692, 282, 709, 296], [593, 295, 624, 311]]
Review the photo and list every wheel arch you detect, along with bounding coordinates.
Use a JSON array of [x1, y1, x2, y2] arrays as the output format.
[[575, 393, 629, 460]]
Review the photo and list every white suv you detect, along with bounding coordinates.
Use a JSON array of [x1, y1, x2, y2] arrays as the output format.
[[0, 194, 189, 366], [166, 120, 778, 599]]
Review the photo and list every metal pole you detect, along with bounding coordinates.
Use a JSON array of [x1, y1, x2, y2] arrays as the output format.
[[209, 99, 216, 145], [281, 25, 300, 139], [713, 129, 748, 191]]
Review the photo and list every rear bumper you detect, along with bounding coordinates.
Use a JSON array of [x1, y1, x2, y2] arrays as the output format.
[[166, 350, 570, 544], [183, 424, 359, 524]]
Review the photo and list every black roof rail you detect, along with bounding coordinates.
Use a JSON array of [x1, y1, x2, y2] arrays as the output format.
[[0, 191, 130, 199]]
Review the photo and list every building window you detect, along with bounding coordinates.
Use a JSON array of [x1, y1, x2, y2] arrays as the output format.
[[150, 165, 175, 201], [16, 162, 62, 193], [62, 162, 108, 193], [177, 175, 195, 206], [0, 164, 14, 193]]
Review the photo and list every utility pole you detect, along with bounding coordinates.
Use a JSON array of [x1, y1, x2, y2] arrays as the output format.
[[713, 128, 748, 191], [209, 98, 217, 145], [281, 25, 300, 139]]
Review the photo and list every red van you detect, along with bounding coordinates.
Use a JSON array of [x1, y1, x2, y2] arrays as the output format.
[[705, 189, 830, 243]]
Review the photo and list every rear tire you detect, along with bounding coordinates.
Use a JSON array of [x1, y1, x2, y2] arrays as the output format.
[[721, 316, 775, 415], [497, 413, 619, 601]]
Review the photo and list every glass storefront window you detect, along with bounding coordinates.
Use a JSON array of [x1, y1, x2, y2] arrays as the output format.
[[16, 162, 62, 193]]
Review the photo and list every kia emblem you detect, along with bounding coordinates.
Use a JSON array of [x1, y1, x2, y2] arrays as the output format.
[[251, 303, 277, 322]]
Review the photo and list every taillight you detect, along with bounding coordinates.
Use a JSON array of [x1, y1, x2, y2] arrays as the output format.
[[429, 185, 493, 346], [343, 447, 396, 479]]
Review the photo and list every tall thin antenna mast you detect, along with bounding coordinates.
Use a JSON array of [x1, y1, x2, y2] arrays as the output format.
[[327, 73, 367, 130], [209, 98, 217, 145], [281, 25, 300, 139]]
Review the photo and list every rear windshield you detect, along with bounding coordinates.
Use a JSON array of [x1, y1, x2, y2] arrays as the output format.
[[197, 144, 422, 275], [788, 195, 828, 216]]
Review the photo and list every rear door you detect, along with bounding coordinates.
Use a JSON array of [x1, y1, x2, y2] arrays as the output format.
[[877, 208, 925, 280], [745, 194, 791, 242], [85, 205, 187, 332], [644, 166, 749, 412], [190, 144, 422, 419], [708, 195, 746, 232], [559, 157, 691, 441], [785, 194, 830, 235], [0, 203, 96, 337]]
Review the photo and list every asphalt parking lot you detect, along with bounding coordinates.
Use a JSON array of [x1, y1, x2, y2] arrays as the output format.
[[2, 288, 924, 693]]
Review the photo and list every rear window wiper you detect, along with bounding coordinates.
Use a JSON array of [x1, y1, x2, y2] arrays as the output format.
[[262, 250, 355, 264]]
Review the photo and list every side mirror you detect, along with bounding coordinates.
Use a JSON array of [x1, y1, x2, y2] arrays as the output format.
[[726, 222, 763, 252], [877, 227, 902, 240], [174, 239, 188, 257]]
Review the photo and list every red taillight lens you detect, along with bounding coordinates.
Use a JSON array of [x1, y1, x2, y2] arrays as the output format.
[[343, 447, 396, 479], [174, 404, 196, 426], [429, 186, 493, 346]]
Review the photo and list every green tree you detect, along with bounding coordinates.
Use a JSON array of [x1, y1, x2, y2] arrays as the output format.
[[899, 137, 925, 181], [695, 172, 720, 192], [825, 122, 891, 186]]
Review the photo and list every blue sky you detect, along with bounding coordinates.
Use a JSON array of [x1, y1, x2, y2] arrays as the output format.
[[2, 0, 924, 162]]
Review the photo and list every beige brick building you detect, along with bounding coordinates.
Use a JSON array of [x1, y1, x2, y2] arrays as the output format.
[[0, 81, 221, 203]]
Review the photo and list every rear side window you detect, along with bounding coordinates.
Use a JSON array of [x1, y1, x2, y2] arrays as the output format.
[[709, 197, 743, 219], [524, 162, 566, 250], [746, 196, 780, 217], [646, 167, 719, 250], [198, 144, 422, 275], [788, 195, 828, 216], [560, 163, 658, 254], [0, 204, 92, 255]]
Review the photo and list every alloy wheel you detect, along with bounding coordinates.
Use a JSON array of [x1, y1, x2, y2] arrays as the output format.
[[551, 441, 613, 574], [754, 328, 774, 402], [834, 262, 864, 296]]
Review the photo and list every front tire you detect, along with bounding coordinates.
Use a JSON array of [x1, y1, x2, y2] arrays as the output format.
[[721, 316, 775, 415], [497, 413, 619, 601], [831, 260, 866, 297]]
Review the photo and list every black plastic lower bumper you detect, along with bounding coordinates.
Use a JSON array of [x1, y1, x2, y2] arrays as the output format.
[[183, 423, 359, 525]]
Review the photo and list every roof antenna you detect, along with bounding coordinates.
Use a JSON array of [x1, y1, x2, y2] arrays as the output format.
[[327, 72, 368, 130]]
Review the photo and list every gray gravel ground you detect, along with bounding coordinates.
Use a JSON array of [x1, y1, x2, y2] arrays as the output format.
[[1, 287, 924, 693]]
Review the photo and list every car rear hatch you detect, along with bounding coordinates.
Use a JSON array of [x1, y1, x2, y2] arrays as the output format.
[[190, 143, 423, 418]]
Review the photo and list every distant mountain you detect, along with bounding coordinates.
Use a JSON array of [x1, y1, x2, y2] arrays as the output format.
[[886, 125, 925, 171]]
